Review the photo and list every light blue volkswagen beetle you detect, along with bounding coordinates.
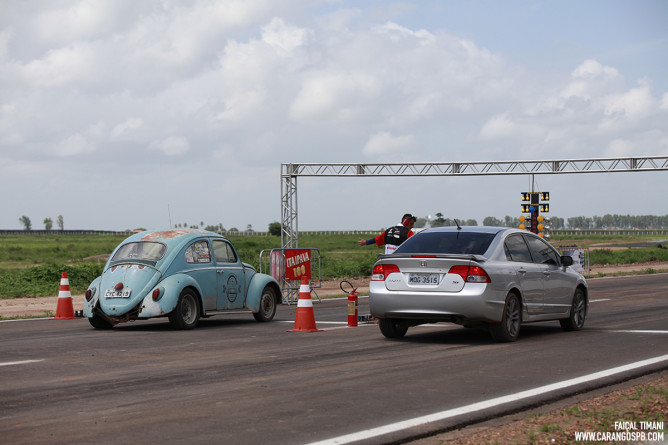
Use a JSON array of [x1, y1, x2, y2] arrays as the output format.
[[83, 229, 282, 329]]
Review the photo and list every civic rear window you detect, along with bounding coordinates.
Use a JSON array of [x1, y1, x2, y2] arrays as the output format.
[[112, 242, 167, 262], [395, 232, 495, 255]]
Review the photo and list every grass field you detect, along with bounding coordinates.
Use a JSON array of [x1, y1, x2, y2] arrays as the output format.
[[1, 232, 667, 299]]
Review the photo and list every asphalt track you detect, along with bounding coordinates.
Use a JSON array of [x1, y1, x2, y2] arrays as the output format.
[[1, 274, 667, 445]]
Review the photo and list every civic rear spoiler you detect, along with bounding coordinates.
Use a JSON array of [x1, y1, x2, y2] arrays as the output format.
[[377, 253, 487, 262]]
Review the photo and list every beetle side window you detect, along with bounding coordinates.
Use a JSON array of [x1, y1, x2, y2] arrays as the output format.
[[504, 235, 533, 262], [213, 240, 237, 263], [185, 241, 211, 264], [525, 236, 560, 265]]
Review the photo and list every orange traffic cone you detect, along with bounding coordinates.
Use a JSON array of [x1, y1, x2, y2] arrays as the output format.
[[54, 272, 75, 320], [287, 276, 321, 332]]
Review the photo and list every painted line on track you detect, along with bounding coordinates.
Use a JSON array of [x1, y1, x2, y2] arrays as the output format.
[[613, 330, 668, 335], [0, 359, 45, 367], [307, 354, 668, 445], [0, 317, 52, 323]]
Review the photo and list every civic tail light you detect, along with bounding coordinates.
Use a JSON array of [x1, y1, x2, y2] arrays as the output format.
[[448, 265, 491, 283], [371, 264, 400, 281]]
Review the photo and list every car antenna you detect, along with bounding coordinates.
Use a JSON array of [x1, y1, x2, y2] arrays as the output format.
[[455, 219, 462, 230]]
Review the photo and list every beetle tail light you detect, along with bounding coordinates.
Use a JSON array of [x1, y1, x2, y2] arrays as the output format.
[[115, 282, 124, 290], [371, 264, 400, 281], [448, 265, 491, 283], [152, 287, 164, 301], [85, 288, 96, 302]]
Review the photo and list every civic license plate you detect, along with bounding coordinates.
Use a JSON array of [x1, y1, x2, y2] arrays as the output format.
[[104, 288, 131, 298], [408, 273, 439, 285]]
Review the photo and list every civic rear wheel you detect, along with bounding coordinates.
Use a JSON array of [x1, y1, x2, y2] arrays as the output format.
[[379, 318, 408, 339], [168, 289, 200, 330], [490, 292, 521, 342], [560, 288, 586, 331]]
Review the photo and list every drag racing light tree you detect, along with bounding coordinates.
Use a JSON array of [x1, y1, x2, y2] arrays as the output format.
[[520, 192, 549, 237]]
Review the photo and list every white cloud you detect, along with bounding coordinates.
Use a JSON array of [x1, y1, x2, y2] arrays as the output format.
[[112, 118, 143, 139], [289, 72, 380, 122], [19, 43, 95, 87], [54, 133, 94, 156], [261, 17, 311, 55], [479, 114, 516, 140], [372, 21, 435, 45], [214, 90, 266, 122], [479, 113, 543, 142], [606, 138, 634, 157], [561, 59, 622, 101], [0, 29, 10, 60], [362, 132, 416, 156], [149, 136, 190, 156], [0, 2, 666, 230], [33, 1, 117, 41]]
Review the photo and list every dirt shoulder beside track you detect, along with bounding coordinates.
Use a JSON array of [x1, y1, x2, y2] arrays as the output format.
[[409, 372, 668, 445]]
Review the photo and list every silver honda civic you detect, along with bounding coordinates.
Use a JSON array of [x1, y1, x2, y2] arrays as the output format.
[[369, 226, 588, 342]]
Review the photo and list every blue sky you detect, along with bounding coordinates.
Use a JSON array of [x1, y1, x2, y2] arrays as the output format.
[[1, 0, 667, 231]]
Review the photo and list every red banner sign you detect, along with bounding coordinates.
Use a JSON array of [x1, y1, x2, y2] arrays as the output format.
[[285, 249, 311, 281]]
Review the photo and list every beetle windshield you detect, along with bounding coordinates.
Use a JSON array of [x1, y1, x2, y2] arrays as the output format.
[[111, 242, 167, 262], [395, 231, 496, 255]]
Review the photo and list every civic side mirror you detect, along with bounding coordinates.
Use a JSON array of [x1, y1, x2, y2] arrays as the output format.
[[561, 255, 573, 267]]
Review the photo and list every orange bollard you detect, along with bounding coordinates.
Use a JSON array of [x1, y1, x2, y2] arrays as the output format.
[[287, 276, 321, 332], [54, 272, 76, 320]]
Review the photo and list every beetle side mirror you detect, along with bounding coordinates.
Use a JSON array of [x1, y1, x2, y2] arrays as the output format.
[[561, 255, 573, 267]]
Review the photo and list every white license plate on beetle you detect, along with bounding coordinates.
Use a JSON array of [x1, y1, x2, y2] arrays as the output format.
[[104, 288, 131, 298], [408, 273, 440, 285]]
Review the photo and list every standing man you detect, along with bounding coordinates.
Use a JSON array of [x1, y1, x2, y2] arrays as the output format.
[[358, 213, 417, 254]]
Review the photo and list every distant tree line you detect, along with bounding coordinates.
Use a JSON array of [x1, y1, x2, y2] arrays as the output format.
[[14, 214, 668, 232], [18, 215, 64, 231], [416, 213, 668, 230]]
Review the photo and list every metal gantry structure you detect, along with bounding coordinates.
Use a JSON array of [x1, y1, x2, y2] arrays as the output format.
[[280, 156, 668, 248]]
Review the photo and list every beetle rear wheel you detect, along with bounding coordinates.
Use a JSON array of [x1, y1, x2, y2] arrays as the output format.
[[88, 314, 113, 329], [169, 289, 201, 330], [253, 286, 277, 322]]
